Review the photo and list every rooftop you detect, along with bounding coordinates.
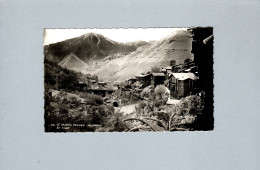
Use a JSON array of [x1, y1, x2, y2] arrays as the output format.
[[152, 73, 165, 77], [135, 74, 150, 78], [98, 82, 107, 84], [170, 73, 198, 80], [161, 68, 166, 72]]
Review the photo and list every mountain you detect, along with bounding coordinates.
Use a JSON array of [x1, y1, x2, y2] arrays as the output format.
[[44, 30, 194, 82], [85, 30, 194, 81], [58, 54, 88, 72], [44, 33, 147, 63]]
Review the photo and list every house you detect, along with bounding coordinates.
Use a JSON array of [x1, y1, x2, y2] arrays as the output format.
[[89, 79, 97, 85], [86, 87, 115, 97], [98, 82, 107, 87], [168, 73, 198, 99], [128, 77, 137, 85], [165, 66, 172, 78], [160, 68, 166, 74], [135, 74, 151, 87], [78, 81, 87, 89], [151, 73, 166, 87]]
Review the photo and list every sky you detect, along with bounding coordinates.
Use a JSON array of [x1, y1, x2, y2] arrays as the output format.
[[44, 28, 187, 45]]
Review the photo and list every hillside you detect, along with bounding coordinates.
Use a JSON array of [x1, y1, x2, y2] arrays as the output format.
[[44, 30, 193, 82], [85, 30, 193, 81], [44, 32, 147, 63], [44, 59, 79, 91], [58, 54, 88, 72]]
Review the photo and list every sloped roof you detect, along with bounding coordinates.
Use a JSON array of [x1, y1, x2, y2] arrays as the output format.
[[161, 68, 166, 72], [170, 73, 198, 80], [178, 77, 192, 81], [135, 74, 150, 78], [152, 73, 165, 77]]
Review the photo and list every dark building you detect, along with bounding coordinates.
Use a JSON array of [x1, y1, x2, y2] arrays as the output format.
[[128, 77, 137, 85], [165, 66, 173, 78], [168, 73, 198, 99], [78, 81, 87, 89], [98, 82, 107, 88], [89, 79, 97, 85], [170, 60, 176, 66], [86, 88, 115, 97], [160, 68, 167, 75], [177, 78, 194, 98], [187, 27, 214, 130], [135, 74, 151, 87], [151, 73, 166, 87]]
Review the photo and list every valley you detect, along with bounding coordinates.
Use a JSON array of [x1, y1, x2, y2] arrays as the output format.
[[44, 27, 214, 132]]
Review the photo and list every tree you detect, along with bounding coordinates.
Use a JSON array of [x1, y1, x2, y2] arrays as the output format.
[[84, 93, 103, 106], [154, 85, 169, 105], [140, 86, 151, 99]]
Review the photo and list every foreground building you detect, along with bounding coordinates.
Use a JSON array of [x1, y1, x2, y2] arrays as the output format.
[[187, 27, 214, 130], [135, 74, 151, 87], [151, 73, 166, 87], [168, 73, 198, 99]]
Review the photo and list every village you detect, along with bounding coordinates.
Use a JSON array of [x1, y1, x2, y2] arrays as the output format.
[[73, 58, 199, 107], [46, 58, 204, 132], [45, 27, 214, 132]]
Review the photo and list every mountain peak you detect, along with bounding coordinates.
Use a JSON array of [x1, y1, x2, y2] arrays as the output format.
[[45, 33, 146, 63], [45, 30, 194, 81], [79, 32, 105, 40]]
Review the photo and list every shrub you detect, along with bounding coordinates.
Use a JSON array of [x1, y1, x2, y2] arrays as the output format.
[[141, 86, 151, 98], [104, 110, 128, 132], [154, 85, 166, 95], [84, 93, 103, 106], [179, 95, 203, 115], [154, 85, 169, 105], [135, 101, 147, 115], [60, 107, 69, 115]]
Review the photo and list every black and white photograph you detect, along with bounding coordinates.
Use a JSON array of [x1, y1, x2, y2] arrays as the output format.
[[44, 27, 214, 132], [2, 0, 260, 169]]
